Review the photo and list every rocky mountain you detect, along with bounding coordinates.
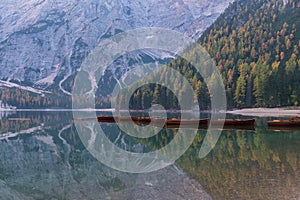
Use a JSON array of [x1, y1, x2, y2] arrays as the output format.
[[0, 0, 233, 97]]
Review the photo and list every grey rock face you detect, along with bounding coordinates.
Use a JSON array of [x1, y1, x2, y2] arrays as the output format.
[[0, 0, 233, 93]]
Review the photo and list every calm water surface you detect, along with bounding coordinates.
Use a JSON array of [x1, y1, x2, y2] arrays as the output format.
[[0, 111, 299, 199]]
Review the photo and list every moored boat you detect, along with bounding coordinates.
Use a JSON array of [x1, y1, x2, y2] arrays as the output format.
[[97, 116, 151, 124], [98, 116, 142, 122], [165, 118, 208, 125], [135, 117, 151, 123], [164, 118, 255, 130], [118, 116, 139, 122], [211, 119, 256, 126], [164, 118, 209, 129], [97, 116, 116, 123], [267, 117, 300, 127], [97, 116, 255, 130]]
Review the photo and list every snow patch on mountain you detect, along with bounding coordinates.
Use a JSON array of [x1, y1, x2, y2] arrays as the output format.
[[0, 80, 51, 95], [35, 63, 60, 85]]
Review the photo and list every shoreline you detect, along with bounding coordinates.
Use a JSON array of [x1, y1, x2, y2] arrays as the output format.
[[228, 107, 300, 117], [1, 107, 300, 117]]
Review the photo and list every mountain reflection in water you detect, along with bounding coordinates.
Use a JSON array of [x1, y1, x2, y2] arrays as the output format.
[[0, 111, 299, 199]]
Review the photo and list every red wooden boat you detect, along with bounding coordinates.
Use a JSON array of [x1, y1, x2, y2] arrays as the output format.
[[166, 119, 208, 125], [164, 119, 209, 129], [97, 116, 152, 124], [136, 117, 151, 123], [97, 116, 116, 123], [164, 118, 255, 129], [118, 116, 139, 122], [210, 119, 256, 130], [268, 116, 300, 127], [211, 119, 256, 126], [97, 116, 255, 130]]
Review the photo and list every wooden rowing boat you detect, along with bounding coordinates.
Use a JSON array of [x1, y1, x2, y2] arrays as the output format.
[[206, 119, 256, 130], [211, 119, 256, 126], [97, 116, 255, 130], [118, 116, 139, 122], [165, 118, 208, 125], [267, 119, 300, 127], [97, 116, 116, 123], [164, 119, 255, 129], [164, 119, 208, 129], [97, 116, 140, 122], [267, 116, 300, 131], [97, 116, 152, 124]]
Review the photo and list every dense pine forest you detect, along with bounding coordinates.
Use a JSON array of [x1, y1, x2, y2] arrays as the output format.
[[128, 0, 300, 110], [200, 0, 300, 108]]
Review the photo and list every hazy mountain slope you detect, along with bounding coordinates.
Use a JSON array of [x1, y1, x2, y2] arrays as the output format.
[[0, 0, 233, 96]]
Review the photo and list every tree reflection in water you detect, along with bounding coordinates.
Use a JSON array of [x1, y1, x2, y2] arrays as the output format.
[[0, 112, 299, 199]]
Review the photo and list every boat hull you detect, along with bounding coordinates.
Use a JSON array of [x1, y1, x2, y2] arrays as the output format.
[[268, 120, 300, 127], [211, 119, 256, 126], [97, 116, 255, 130], [164, 119, 208, 129]]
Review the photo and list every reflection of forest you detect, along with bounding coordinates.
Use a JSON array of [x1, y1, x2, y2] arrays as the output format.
[[1, 113, 300, 199], [107, 124, 300, 199], [177, 130, 300, 200], [0, 111, 15, 120], [0, 112, 72, 133], [69, 122, 300, 199], [0, 114, 211, 199]]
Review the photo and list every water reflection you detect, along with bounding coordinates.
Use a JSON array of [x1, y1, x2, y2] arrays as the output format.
[[0, 111, 210, 199], [0, 112, 299, 199], [0, 111, 16, 120], [178, 128, 300, 199]]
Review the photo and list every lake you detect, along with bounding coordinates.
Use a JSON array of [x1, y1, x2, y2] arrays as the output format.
[[0, 111, 299, 199]]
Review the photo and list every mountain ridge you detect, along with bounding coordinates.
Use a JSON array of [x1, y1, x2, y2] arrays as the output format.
[[0, 0, 234, 108], [0, 0, 233, 86]]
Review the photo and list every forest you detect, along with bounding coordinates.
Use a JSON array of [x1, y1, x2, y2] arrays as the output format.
[[128, 0, 300, 109], [199, 0, 300, 108]]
